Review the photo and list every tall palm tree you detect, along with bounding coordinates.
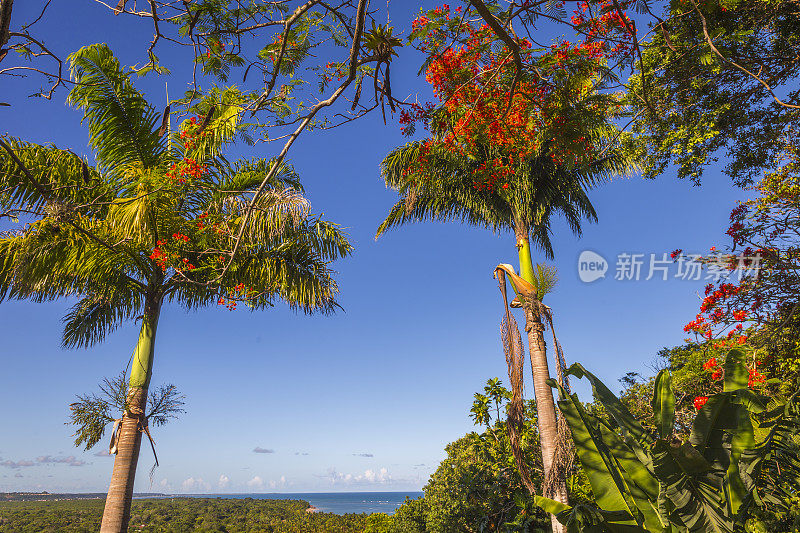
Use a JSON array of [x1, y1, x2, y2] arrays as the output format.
[[0, 44, 351, 533], [377, 140, 631, 530]]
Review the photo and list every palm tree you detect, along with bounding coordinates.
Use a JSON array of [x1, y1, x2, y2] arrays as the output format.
[[377, 140, 631, 530], [0, 44, 351, 533]]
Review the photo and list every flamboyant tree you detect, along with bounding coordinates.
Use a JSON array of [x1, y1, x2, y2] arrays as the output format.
[[672, 138, 800, 407], [377, 5, 635, 529], [0, 44, 351, 533]]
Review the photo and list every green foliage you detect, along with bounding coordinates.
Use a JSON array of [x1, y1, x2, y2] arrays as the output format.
[[364, 512, 395, 533], [362, 22, 402, 60], [377, 139, 633, 258], [652, 370, 675, 440], [630, 0, 800, 185], [67, 44, 165, 180], [0, 497, 367, 532], [383, 379, 555, 532], [68, 371, 185, 450], [390, 496, 427, 533], [540, 349, 800, 532], [529, 263, 558, 301], [0, 44, 352, 350]]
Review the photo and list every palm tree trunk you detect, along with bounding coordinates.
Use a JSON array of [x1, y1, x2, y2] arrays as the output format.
[[100, 302, 160, 533], [516, 228, 568, 533]]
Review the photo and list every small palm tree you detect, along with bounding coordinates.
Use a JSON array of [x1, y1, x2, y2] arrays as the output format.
[[0, 44, 351, 533], [377, 139, 632, 522]]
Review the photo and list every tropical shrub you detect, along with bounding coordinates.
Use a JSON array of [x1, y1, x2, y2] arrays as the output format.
[[537, 349, 800, 532]]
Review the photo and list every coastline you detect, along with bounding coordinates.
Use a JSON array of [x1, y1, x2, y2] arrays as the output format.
[[1, 491, 423, 515]]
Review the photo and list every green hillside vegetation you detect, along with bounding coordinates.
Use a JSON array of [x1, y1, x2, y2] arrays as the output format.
[[0, 498, 368, 533]]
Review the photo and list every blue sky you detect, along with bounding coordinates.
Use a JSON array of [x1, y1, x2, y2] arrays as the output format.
[[0, 1, 748, 494]]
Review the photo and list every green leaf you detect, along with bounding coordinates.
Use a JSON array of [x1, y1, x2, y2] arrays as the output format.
[[596, 424, 667, 531], [669, 442, 711, 475], [689, 394, 730, 456], [534, 495, 571, 515], [651, 440, 733, 533], [566, 362, 652, 446], [66, 44, 164, 179], [725, 403, 755, 514], [723, 349, 748, 392], [556, 390, 640, 526], [652, 369, 675, 440]]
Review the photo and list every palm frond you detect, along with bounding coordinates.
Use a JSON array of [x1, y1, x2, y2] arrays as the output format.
[[62, 283, 144, 349], [0, 138, 111, 213], [67, 44, 164, 179], [377, 141, 512, 238], [0, 219, 144, 306]]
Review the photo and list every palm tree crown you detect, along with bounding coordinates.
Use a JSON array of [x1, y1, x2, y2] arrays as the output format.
[[378, 139, 632, 258], [0, 43, 351, 350]]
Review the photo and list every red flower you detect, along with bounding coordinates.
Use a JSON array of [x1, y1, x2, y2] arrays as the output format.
[[694, 396, 709, 410], [703, 357, 718, 370], [711, 370, 722, 380], [748, 368, 765, 388]]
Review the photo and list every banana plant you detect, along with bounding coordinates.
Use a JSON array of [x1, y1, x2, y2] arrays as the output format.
[[534, 349, 800, 532]]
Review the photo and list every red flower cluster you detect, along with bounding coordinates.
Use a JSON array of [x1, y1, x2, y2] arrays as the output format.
[[702, 283, 739, 309], [405, 1, 630, 192], [694, 396, 709, 410], [570, 1, 634, 59], [179, 116, 211, 151], [166, 157, 207, 185], [472, 157, 515, 191], [149, 246, 168, 271], [748, 367, 765, 388], [399, 102, 434, 136], [703, 357, 722, 380], [217, 283, 250, 311], [148, 233, 197, 272]]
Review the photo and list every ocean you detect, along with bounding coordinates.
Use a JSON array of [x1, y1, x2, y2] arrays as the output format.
[[181, 492, 423, 515]]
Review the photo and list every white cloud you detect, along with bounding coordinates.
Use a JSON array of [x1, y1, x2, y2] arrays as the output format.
[[320, 467, 393, 486], [246, 476, 264, 489], [218, 474, 230, 488], [0, 458, 35, 469], [1, 455, 87, 469], [181, 477, 211, 492], [267, 475, 287, 489], [362, 468, 390, 483], [36, 455, 87, 467]]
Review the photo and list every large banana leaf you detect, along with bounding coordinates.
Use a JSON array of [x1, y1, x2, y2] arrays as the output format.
[[542, 349, 800, 533], [553, 380, 668, 532], [535, 496, 648, 533], [652, 370, 675, 440], [565, 363, 653, 448], [650, 440, 732, 533]]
